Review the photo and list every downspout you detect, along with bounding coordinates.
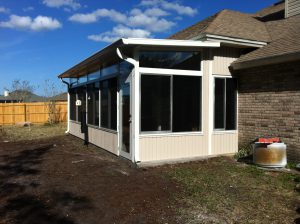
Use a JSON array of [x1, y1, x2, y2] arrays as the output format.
[[116, 47, 140, 163], [60, 78, 70, 133]]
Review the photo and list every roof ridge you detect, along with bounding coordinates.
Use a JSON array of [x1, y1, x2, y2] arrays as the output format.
[[167, 10, 221, 39]]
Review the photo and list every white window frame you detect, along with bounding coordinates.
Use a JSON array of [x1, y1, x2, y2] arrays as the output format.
[[139, 64, 204, 135]]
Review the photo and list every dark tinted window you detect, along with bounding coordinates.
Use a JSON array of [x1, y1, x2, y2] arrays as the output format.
[[110, 79, 117, 130], [78, 76, 87, 84], [102, 64, 119, 77], [100, 78, 117, 130], [69, 88, 76, 121], [214, 78, 225, 129], [87, 83, 100, 126], [214, 78, 237, 130], [140, 51, 201, 70], [173, 76, 201, 132], [226, 79, 237, 130], [101, 81, 109, 128], [70, 78, 78, 86], [77, 86, 86, 123], [88, 71, 100, 81], [95, 89, 99, 126], [141, 75, 171, 132]]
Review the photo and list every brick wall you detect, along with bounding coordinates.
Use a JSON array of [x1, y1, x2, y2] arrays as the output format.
[[234, 61, 300, 162]]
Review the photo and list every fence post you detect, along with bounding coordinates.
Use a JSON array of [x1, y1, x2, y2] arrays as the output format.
[[24, 104, 27, 122], [12, 103, 15, 125], [1, 105, 4, 125]]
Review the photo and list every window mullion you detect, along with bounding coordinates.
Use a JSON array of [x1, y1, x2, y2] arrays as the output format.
[[108, 84, 111, 129], [223, 78, 226, 131], [170, 75, 173, 132], [76, 92, 79, 122], [99, 85, 101, 127]]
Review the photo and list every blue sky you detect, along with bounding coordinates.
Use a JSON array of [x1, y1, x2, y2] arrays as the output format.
[[0, 0, 277, 95]]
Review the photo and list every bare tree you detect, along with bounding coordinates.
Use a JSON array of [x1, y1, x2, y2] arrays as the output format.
[[43, 79, 64, 124], [6, 79, 36, 102]]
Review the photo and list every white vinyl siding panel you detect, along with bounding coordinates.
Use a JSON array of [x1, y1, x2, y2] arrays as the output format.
[[69, 121, 85, 139], [139, 135, 207, 162], [69, 121, 118, 155], [212, 47, 241, 75], [211, 132, 238, 155]]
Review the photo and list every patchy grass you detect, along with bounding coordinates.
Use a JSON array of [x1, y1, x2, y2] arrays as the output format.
[[0, 123, 67, 142], [0, 125, 299, 223], [168, 157, 300, 223], [286, 162, 298, 170]]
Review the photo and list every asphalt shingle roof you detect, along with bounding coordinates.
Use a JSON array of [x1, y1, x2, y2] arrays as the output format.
[[233, 14, 300, 64], [169, 10, 271, 42], [169, 1, 300, 68]]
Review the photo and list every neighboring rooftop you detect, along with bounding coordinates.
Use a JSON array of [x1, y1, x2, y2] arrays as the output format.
[[0, 95, 19, 102], [0, 91, 67, 103], [49, 92, 67, 101]]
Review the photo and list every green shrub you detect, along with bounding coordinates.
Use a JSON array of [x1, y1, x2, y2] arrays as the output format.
[[234, 144, 253, 160]]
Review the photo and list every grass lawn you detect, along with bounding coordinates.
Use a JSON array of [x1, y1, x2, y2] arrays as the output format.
[[168, 157, 300, 223], [0, 124, 299, 223], [0, 123, 67, 141]]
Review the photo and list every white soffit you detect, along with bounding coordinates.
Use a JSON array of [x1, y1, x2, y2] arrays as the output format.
[[193, 34, 267, 48]]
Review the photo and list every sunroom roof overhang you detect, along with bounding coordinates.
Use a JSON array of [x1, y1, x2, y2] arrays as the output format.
[[58, 38, 220, 79]]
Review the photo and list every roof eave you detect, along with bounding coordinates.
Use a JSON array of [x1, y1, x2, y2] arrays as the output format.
[[121, 38, 220, 47], [193, 33, 268, 48], [58, 38, 220, 79], [230, 52, 300, 71]]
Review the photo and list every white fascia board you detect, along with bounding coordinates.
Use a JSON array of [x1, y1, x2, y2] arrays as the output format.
[[121, 38, 220, 48], [193, 34, 267, 48]]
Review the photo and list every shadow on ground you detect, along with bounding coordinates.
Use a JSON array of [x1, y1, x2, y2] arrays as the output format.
[[0, 143, 92, 224]]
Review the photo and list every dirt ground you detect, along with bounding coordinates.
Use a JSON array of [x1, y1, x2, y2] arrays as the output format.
[[0, 135, 180, 224], [0, 125, 299, 224]]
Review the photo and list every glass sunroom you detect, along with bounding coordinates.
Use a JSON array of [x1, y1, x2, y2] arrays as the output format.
[[59, 38, 238, 164]]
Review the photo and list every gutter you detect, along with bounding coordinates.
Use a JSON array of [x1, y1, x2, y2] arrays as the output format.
[[230, 52, 300, 71], [60, 78, 70, 133]]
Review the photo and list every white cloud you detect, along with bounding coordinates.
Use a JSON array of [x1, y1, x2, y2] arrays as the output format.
[[0, 15, 62, 31], [69, 12, 98, 23], [43, 0, 80, 10], [140, 0, 197, 16], [161, 1, 197, 16], [127, 14, 175, 32], [0, 7, 9, 13], [130, 8, 142, 16], [88, 25, 151, 43], [69, 9, 127, 23], [95, 9, 127, 23], [140, 0, 160, 6], [70, 8, 174, 32], [130, 7, 168, 17], [23, 6, 34, 12], [144, 8, 169, 17]]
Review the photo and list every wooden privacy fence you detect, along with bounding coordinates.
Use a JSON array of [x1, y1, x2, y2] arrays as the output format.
[[0, 102, 68, 125]]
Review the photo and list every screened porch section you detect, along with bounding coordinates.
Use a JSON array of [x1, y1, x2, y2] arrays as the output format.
[[58, 38, 238, 164]]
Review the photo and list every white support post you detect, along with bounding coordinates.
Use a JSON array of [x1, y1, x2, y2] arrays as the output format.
[[66, 92, 70, 133], [208, 49, 213, 155], [132, 48, 140, 163], [116, 47, 140, 163]]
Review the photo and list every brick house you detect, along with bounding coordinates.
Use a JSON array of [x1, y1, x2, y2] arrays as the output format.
[[59, 0, 299, 164], [170, 0, 300, 161]]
